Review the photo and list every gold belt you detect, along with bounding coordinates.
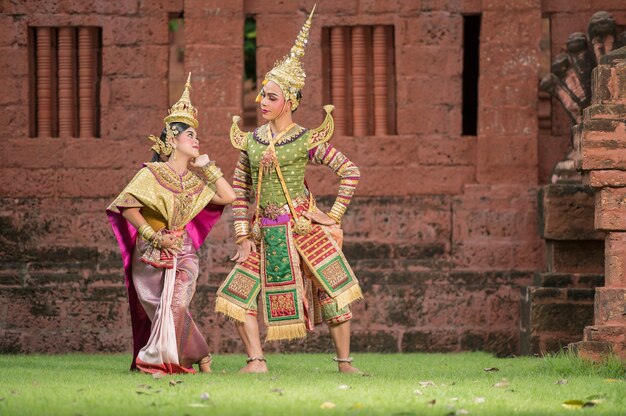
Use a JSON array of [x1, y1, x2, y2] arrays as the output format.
[[261, 189, 310, 220]]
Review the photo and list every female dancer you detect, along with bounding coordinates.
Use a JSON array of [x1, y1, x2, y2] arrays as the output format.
[[107, 75, 235, 374], [216, 7, 363, 373]]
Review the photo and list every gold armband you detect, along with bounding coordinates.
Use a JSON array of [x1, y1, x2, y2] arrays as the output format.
[[234, 220, 250, 239], [201, 162, 224, 184], [328, 204, 346, 224], [137, 223, 156, 242], [327, 211, 342, 225]]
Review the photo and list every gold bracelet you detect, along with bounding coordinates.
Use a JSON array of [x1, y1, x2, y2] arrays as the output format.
[[137, 223, 156, 242], [234, 221, 250, 238], [327, 211, 342, 224], [328, 203, 347, 223], [202, 162, 224, 184]]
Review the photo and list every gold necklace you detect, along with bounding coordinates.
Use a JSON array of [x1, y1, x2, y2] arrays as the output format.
[[260, 122, 295, 174]]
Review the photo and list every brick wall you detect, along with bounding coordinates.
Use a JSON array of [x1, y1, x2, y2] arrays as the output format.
[[1, 0, 625, 356]]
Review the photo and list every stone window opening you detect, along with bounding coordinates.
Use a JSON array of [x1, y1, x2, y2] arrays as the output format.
[[28, 26, 101, 138], [322, 25, 397, 137], [461, 14, 480, 137], [168, 12, 186, 108], [242, 15, 257, 128]]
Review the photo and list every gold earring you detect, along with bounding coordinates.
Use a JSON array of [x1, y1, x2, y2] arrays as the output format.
[[173, 148, 177, 161]]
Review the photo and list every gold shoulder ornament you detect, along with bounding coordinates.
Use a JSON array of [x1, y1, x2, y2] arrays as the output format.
[[230, 115, 250, 151], [308, 104, 335, 150]]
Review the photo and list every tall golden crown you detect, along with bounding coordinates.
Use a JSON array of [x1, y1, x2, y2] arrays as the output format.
[[148, 73, 198, 156], [258, 4, 316, 111], [165, 72, 198, 128]]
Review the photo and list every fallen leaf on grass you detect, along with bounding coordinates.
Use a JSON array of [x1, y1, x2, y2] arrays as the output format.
[[428, 399, 437, 406], [492, 379, 510, 388], [555, 379, 568, 385], [136, 390, 151, 395], [562, 399, 599, 409], [450, 397, 459, 402], [483, 367, 499, 372], [320, 401, 336, 409], [137, 384, 152, 390], [337, 384, 351, 390], [199, 392, 210, 401], [151, 373, 165, 379], [418, 380, 436, 387], [562, 400, 585, 409], [188, 403, 209, 408], [414, 389, 423, 396], [474, 397, 485, 404], [361, 372, 372, 377], [169, 380, 183, 386]]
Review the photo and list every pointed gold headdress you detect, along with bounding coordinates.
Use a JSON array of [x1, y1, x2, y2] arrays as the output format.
[[148, 73, 199, 155], [165, 72, 198, 128], [257, 4, 316, 111]]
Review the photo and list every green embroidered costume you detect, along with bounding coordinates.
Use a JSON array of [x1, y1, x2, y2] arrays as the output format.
[[215, 6, 363, 341], [216, 107, 363, 341]]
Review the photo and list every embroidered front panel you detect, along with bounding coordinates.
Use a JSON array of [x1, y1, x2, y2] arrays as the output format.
[[217, 251, 261, 310], [262, 224, 297, 286], [265, 290, 299, 321], [224, 270, 260, 303], [293, 224, 360, 299], [319, 258, 350, 290]]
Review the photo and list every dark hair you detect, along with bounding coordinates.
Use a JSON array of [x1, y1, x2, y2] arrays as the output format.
[[150, 122, 191, 162], [291, 91, 303, 113]]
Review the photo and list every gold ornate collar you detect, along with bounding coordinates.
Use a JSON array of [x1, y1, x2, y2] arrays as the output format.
[[253, 124, 308, 146], [145, 162, 204, 194]]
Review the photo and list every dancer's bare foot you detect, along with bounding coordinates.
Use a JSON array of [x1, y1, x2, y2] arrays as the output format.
[[198, 355, 212, 373], [239, 356, 268, 373], [338, 361, 361, 373], [334, 357, 361, 373]]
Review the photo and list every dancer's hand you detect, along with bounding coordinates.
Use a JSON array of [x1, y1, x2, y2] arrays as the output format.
[[190, 154, 211, 168], [160, 234, 182, 257], [302, 210, 336, 226], [231, 238, 257, 263]]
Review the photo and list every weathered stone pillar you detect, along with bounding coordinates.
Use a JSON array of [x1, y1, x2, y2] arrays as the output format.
[[570, 46, 626, 361]]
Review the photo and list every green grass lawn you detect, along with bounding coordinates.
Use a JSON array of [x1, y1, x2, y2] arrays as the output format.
[[0, 352, 624, 415]]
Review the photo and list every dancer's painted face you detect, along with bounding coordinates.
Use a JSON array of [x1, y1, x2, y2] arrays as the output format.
[[259, 81, 291, 121], [171, 126, 200, 159]]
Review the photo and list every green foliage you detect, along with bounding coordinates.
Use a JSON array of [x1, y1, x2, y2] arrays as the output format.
[[0, 353, 625, 415], [168, 19, 181, 33]]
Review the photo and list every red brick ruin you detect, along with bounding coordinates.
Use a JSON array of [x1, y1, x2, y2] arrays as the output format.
[[0, 1, 625, 358]]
